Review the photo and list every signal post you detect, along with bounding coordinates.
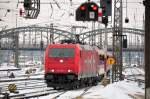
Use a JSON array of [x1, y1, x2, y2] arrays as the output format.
[[144, 0, 150, 98]]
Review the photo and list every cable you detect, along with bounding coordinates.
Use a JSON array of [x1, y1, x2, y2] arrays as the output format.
[[126, 0, 127, 18], [70, 0, 72, 6], [49, 3, 53, 18], [53, 0, 61, 9], [122, 1, 143, 4], [125, 0, 129, 23]]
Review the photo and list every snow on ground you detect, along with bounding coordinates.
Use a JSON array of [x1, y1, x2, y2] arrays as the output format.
[[0, 63, 18, 70], [36, 66, 145, 99], [0, 63, 23, 78], [83, 81, 144, 99], [123, 67, 145, 76], [0, 63, 44, 79], [0, 64, 145, 99], [37, 80, 144, 99]]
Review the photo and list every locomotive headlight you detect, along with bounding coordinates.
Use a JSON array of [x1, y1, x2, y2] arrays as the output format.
[[60, 59, 63, 63], [68, 69, 72, 73], [51, 69, 55, 72]]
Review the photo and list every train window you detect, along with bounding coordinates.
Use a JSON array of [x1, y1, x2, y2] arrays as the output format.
[[49, 48, 75, 58]]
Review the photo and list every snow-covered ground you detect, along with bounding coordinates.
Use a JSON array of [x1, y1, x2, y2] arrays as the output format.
[[0, 63, 23, 78], [0, 63, 44, 81], [36, 81, 144, 99], [0, 64, 145, 99]]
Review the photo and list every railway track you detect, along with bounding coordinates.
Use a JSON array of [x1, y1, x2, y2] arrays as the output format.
[[0, 66, 144, 99], [74, 86, 92, 99], [9, 89, 64, 99], [0, 73, 44, 80], [51, 91, 68, 99], [123, 66, 145, 87], [0, 77, 46, 92], [0, 76, 66, 99], [0, 73, 98, 99]]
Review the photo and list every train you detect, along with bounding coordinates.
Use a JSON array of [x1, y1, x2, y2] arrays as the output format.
[[44, 42, 112, 89]]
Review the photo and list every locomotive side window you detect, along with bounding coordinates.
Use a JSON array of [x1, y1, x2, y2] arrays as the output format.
[[49, 48, 75, 58]]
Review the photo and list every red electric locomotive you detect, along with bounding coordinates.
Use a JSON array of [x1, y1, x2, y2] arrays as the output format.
[[44, 43, 101, 89]]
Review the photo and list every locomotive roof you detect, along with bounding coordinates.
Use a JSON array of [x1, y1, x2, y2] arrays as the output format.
[[48, 43, 78, 47], [48, 44, 96, 51]]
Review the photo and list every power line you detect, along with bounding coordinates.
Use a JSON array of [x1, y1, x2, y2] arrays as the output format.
[[0, 1, 79, 4], [123, 1, 143, 4]]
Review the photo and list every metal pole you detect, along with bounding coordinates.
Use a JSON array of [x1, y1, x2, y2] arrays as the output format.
[[71, 26, 76, 40], [92, 22, 96, 45], [50, 23, 54, 44], [91, 22, 94, 45], [14, 14, 19, 68], [104, 25, 108, 76], [16, 14, 18, 28], [144, 0, 150, 98], [112, 0, 123, 82], [14, 33, 19, 68], [98, 22, 102, 48]]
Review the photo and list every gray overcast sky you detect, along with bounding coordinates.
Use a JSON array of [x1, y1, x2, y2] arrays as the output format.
[[0, 0, 145, 31]]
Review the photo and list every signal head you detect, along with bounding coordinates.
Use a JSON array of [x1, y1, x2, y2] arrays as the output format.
[[91, 5, 98, 11], [80, 6, 86, 11]]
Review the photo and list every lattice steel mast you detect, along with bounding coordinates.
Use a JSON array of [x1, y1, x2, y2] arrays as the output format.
[[112, 0, 123, 82]]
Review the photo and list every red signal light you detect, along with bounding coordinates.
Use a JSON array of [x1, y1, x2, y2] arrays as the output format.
[[92, 5, 97, 11], [80, 6, 86, 10]]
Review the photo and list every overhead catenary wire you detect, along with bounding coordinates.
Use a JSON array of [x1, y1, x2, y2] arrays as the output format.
[[53, 0, 61, 9], [0, 0, 143, 4], [126, 0, 128, 18], [49, 3, 53, 18]]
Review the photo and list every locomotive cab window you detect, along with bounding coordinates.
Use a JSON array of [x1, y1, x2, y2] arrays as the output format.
[[49, 48, 75, 58]]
